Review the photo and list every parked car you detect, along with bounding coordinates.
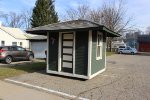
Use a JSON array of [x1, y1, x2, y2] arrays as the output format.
[[118, 46, 137, 55], [0, 46, 34, 64]]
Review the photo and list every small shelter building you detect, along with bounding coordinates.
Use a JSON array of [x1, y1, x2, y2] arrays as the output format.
[[27, 20, 120, 79]]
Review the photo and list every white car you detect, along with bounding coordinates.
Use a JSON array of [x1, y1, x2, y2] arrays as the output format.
[[118, 46, 137, 55]]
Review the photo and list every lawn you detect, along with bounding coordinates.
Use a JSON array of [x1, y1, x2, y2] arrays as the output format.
[[106, 52, 115, 56], [0, 62, 46, 80]]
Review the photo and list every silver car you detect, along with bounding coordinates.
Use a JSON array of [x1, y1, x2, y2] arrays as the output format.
[[118, 46, 137, 55]]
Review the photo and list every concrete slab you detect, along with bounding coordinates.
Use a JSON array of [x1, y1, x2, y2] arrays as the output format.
[[0, 81, 67, 100]]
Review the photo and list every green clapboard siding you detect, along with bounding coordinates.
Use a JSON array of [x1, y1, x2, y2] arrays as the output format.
[[75, 31, 88, 76], [48, 32, 59, 71], [91, 30, 106, 75]]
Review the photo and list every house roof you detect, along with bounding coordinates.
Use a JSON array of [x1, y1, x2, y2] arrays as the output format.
[[0, 26, 27, 39], [138, 35, 150, 42], [26, 19, 121, 37], [26, 34, 47, 40]]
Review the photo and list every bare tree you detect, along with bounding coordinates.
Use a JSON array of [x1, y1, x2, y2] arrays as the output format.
[[100, 0, 132, 51], [65, 4, 90, 20], [100, 0, 131, 33], [0, 9, 32, 29], [65, 0, 131, 33], [88, 9, 102, 23], [21, 9, 32, 29], [65, 1, 132, 51], [2, 12, 24, 28]]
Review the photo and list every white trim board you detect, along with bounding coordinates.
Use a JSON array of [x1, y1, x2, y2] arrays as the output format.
[[5, 79, 89, 100], [89, 67, 106, 79], [57, 31, 76, 73], [58, 32, 62, 72], [88, 30, 92, 77], [73, 32, 76, 74], [46, 32, 49, 71], [47, 70, 89, 79]]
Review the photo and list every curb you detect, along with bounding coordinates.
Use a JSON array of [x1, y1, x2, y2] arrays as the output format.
[[4, 79, 89, 100]]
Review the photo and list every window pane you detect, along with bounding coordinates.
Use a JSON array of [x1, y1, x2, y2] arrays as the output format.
[[11, 47, 17, 51], [20, 42, 22, 46], [97, 46, 100, 57], [97, 35, 99, 45], [12, 42, 17, 46], [1, 47, 8, 50], [1, 41, 5, 46], [17, 47, 24, 51], [99, 35, 102, 42]]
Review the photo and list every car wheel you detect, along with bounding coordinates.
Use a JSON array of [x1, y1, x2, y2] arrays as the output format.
[[131, 52, 134, 55], [5, 56, 12, 64], [119, 51, 122, 54], [28, 55, 34, 61]]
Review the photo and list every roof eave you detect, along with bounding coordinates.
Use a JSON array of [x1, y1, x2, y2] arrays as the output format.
[[102, 26, 121, 37], [26, 27, 100, 34]]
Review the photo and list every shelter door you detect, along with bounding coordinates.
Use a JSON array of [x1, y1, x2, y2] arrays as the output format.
[[61, 33, 74, 73]]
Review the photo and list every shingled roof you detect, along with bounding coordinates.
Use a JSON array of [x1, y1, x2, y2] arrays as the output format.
[[26, 19, 120, 37], [0, 26, 27, 39], [26, 34, 47, 40]]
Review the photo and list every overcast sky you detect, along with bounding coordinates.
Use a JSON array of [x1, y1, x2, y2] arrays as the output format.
[[0, 0, 150, 32]]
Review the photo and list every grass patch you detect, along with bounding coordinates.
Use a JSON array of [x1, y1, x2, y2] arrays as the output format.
[[106, 52, 115, 56], [0, 62, 46, 80]]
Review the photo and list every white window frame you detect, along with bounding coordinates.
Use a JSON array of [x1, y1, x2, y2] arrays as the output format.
[[96, 32, 103, 60]]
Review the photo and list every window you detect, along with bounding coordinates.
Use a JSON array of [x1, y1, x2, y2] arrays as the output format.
[[11, 47, 17, 51], [17, 47, 25, 51], [12, 42, 17, 46], [96, 32, 103, 60], [1, 41, 5, 46], [20, 42, 23, 47]]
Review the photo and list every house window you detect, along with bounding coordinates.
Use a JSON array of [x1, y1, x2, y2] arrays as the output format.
[[96, 32, 103, 60], [1, 41, 5, 46], [12, 42, 17, 46], [20, 42, 23, 47]]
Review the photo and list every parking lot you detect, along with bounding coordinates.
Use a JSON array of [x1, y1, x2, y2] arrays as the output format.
[[4, 54, 150, 100]]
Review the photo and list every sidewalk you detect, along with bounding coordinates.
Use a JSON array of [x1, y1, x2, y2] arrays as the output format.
[[0, 81, 67, 100]]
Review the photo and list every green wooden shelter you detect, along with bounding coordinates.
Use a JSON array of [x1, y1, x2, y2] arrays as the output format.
[[27, 20, 120, 79]]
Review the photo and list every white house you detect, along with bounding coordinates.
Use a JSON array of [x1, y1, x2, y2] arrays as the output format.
[[0, 23, 29, 49], [112, 40, 126, 48]]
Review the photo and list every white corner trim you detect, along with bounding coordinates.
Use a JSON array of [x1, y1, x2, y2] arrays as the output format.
[[5, 79, 89, 100], [73, 32, 76, 74], [89, 67, 106, 79], [105, 41, 106, 68], [88, 30, 92, 77], [46, 33, 49, 71], [58, 32, 62, 72]]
